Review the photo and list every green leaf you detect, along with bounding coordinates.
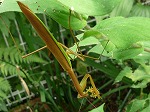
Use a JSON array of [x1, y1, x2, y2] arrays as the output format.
[[88, 43, 112, 57], [69, 36, 99, 59], [58, 0, 122, 16], [93, 17, 150, 59], [115, 66, 132, 83], [0, 77, 11, 99], [94, 17, 150, 49], [24, 54, 47, 64], [0, 0, 43, 13], [142, 105, 150, 112], [110, 0, 134, 17], [38, 0, 87, 30], [113, 64, 150, 88], [0, 0, 87, 30], [0, 0, 20, 13], [129, 3, 150, 18], [113, 45, 144, 59], [126, 65, 150, 88], [0, 12, 15, 36], [126, 99, 146, 112], [134, 51, 150, 64], [0, 100, 8, 112], [0, 47, 46, 77], [89, 103, 105, 112], [40, 89, 46, 102], [83, 30, 102, 39], [76, 61, 88, 75], [79, 36, 99, 46]]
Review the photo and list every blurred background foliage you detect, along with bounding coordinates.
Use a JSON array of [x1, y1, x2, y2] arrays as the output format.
[[0, 0, 150, 112]]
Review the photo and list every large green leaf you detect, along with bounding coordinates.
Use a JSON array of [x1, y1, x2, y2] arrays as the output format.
[[127, 65, 150, 88], [36, 0, 87, 30], [91, 17, 150, 59], [94, 17, 150, 49], [58, 0, 122, 16], [0, 0, 86, 30], [113, 46, 144, 59], [0, 0, 42, 13], [126, 99, 146, 112], [117, 65, 150, 88], [126, 94, 150, 112]]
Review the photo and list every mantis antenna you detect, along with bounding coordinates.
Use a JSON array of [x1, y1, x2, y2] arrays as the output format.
[[68, 7, 83, 56]]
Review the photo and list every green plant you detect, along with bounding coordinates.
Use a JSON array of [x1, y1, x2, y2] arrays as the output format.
[[0, 46, 46, 76], [0, 77, 10, 111], [0, 0, 150, 112]]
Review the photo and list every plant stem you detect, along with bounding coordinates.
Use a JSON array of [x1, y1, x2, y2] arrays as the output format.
[[118, 89, 132, 112], [99, 79, 113, 90], [102, 85, 130, 98]]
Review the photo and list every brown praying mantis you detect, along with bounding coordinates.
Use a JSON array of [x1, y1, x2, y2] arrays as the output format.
[[17, 1, 100, 99]]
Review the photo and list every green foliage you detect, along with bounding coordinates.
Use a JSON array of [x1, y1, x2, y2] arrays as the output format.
[[110, 0, 150, 18], [58, 0, 122, 16], [85, 17, 150, 59], [36, 0, 87, 30], [0, 0, 87, 30], [110, 0, 134, 17], [130, 3, 150, 17], [89, 103, 105, 112], [94, 17, 150, 48], [70, 17, 150, 60], [0, 46, 46, 77], [0, 77, 10, 99], [0, 77, 10, 111], [64, 1, 150, 111], [0, 0, 150, 111], [0, 0, 21, 13], [126, 94, 150, 112], [0, 12, 15, 36], [0, 100, 8, 112], [115, 65, 150, 88]]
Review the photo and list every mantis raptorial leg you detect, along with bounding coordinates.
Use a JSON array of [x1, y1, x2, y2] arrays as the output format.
[[60, 42, 99, 60], [99, 40, 110, 60], [68, 7, 83, 56], [17, 1, 100, 99]]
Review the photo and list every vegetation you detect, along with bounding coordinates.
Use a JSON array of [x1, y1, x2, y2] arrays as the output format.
[[0, 0, 150, 112]]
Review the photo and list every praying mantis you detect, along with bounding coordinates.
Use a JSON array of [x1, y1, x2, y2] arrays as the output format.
[[17, 1, 100, 99]]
